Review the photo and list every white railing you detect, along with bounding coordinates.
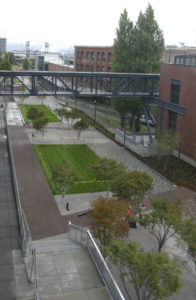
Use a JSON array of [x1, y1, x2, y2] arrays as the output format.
[[6, 123, 39, 300], [68, 221, 125, 300]]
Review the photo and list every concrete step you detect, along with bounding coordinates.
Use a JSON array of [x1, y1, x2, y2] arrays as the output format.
[[32, 235, 83, 253]]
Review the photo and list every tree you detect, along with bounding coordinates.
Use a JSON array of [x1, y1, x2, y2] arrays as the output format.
[[87, 197, 129, 258], [51, 161, 76, 196], [91, 158, 126, 196], [0, 57, 12, 70], [139, 198, 183, 252], [134, 4, 165, 73], [180, 218, 196, 266], [27, 107, 40, 120], [111, 171, 153, 213], [72, 118, 89, 139], [107, 240, 182, 300], [32, 116, 48, 135], [111, 4, 164, 131], [22, 58, 31, 70], [155, 129, 180, 171], [112, 9, 134, 73]]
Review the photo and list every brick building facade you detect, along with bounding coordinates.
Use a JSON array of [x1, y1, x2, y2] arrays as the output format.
[[74, 46, 113, 72], [47, 62, 73, 72], [158, 62, 196, 161]]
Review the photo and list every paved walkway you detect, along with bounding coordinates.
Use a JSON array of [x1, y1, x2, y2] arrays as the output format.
[[7, 125, 67, 240], [0, 103, 22, 300]]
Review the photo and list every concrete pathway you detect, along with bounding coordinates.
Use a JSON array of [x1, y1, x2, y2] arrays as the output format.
[[0, 101, 31, 300]]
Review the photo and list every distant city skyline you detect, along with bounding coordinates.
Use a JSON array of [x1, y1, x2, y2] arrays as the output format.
[[0, 0, 196, 51]]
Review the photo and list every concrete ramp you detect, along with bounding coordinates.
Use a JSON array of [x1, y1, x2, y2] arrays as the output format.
[[7, 125, 67, 240]]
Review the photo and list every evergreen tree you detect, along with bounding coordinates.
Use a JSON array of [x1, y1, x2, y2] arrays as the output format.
[[112, 9, 134, 73], [134, 4, 165, 73]]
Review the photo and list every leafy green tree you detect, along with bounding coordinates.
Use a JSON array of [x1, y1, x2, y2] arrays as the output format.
[[51, 161, 76, 196], [0, 57, 12, 70], [139, 198, 183, 252], [22, 58, 31, 70], [111, 4, 164, 131], [112, 9, 134, 73], [91, 158, 126, 196], [155, 129, 180, 171], [87, 197, 129, 258], [8, 52, 15, 65], [32, 116, 48, 135], [107, 240, 182, 300], [72, 118, 89, 139], [180, 218, 196, 265], [27, 107, 40, 120], [111, 171, 153, 213], [134, 4, 165, 73]]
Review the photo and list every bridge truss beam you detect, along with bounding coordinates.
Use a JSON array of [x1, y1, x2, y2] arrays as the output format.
[[0, 71, 160, 98]]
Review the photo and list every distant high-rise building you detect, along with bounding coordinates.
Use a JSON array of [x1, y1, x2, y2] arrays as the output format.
[[0, 38, 6, 53]]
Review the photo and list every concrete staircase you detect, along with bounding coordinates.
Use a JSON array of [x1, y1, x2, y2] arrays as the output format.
[[21, 233, 110, 300]]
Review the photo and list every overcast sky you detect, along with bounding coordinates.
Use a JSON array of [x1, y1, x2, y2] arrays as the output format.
[[0, 0, 196, 50]]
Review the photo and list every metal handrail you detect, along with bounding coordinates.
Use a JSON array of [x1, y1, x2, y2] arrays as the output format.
[[68, 221, 125, 300], [6, 121, 39, 300]]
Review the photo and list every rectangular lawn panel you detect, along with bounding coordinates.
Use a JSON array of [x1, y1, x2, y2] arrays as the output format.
[[18, 104, 60, 123], [33, 144, 106, 194]]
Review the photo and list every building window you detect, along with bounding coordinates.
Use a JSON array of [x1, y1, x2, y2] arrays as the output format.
[[108, 52, 112, 64], [77, 51, 80, 60], [101, 52, 105, 62], [77, 64, 80, 71], [80, 64, 84, 71], [91, 65, 94, 72], [86, 51, 90, 61], [168, 80, 180, 131], [86, 64, 89, 71], [97, 52, 100, 62], [96, 66, 100, 72], [81, 51, 84, 61], [171, 80, 180, 104], [108, 66, 111, 72], [102, 66, 105, 72], [91, 51, 94, 61]]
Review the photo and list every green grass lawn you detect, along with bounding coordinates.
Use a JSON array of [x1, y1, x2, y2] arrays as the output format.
[[18, 104, 60, 123], [33, 144, 106, 194]]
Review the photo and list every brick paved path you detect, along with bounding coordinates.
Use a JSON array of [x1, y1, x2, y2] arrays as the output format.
[[8, 126, 67, 240]]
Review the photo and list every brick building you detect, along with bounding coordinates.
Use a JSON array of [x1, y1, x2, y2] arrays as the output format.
[[74, 46, 113, 72], [47, 62, 73, 72], [158, 56, 196, 163]]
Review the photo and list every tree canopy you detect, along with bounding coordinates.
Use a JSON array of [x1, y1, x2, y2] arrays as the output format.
[[107, 239, 182, 300], [111, 4, 164, 131], [111, 170, 153, 213], [87, 196, 129, 257], [139, 198, 183, 252], [91, 158, 126, 195]]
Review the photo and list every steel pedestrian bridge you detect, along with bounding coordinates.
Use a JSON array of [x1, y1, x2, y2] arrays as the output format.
[[0, 71, 159, 97], [0, 70, 185, 142]]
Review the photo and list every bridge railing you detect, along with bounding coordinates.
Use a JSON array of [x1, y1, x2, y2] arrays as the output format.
[[68, 221, 125, 300], [6, 120, 39, 300]]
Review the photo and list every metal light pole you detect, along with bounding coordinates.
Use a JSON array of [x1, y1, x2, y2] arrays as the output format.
[[175, 141, 182, 185], [94, 99, 97, 122], [123, 117, 127, 147]]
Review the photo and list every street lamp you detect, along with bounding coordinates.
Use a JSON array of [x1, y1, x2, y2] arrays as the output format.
[[94, 99, 97, 122], [123, 116, 127, 147]]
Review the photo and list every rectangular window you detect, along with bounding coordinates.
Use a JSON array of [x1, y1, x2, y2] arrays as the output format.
[[91, 65, 94, 72], [86, 64, 89, 71], [171, 80, 180, 104], [169, 80, 180, 131]]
